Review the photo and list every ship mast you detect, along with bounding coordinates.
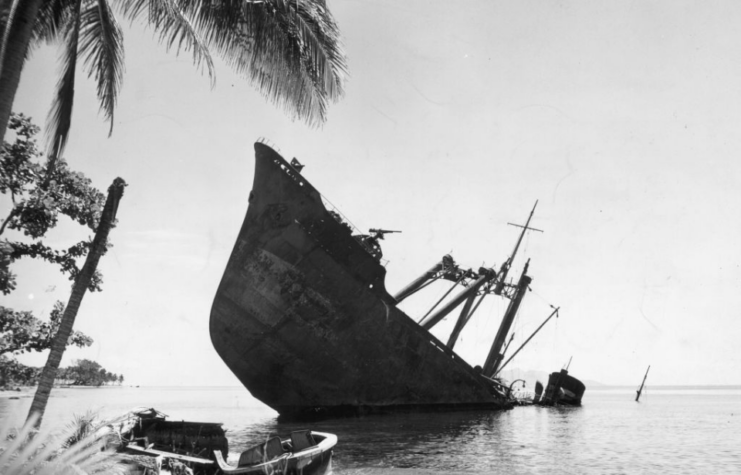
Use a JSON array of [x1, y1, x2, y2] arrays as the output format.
[[636, 365, 650, 402], [494, 201, 542, 295], [403, 202, 543, 368], [482, 260, 531, 377], [446, 202, 542, 351], [478, 201, 542, 377], [493, 306, 559, 376]]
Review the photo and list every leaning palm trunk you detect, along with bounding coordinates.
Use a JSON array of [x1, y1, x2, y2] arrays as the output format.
[[0, 0, 44, 142], [27, 177, 127, 429]]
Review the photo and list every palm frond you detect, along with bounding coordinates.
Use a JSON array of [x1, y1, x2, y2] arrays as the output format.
[[116, 0, 215, 85], [182, 0, 347, 126], [32, 0, 76, 46], [78, 0, 124, 136], [45, 0, 82, 160], [0, 413, 117, 475], [63, 410, 99, 447]]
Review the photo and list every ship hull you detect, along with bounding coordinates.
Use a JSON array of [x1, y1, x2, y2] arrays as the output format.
[[210, 144, 510, 418], [540, 370, 586, 406]]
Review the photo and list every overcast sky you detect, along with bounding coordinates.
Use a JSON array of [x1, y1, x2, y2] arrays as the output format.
[[6, 0, 741, 388]]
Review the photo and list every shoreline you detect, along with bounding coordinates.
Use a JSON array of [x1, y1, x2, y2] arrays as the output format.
[[0, 385, 127, 399], [0, 387, 34, 399]]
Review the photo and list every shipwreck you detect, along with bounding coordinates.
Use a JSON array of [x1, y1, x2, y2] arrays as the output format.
[[210, 142, 550, 419]]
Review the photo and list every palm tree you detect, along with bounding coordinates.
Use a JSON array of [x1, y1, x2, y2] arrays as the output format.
[[26, 177, 126, 428], [0, 0, 347, 157], [0, 0, 47, 145], [8, 0, 346, 430]]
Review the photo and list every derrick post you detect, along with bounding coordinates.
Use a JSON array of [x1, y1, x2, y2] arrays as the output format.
[[394, 262, 443, 303], [482, 260, 531, 377], [419, 268, 496, 331], [446, 292, 477, 350]]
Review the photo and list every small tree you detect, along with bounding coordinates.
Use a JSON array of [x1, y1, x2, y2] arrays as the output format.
[[0, 113, 125, 426], [64, 359, 123, 387], [0, 355, 39, 387], [0, 303, 93, 358], [0, 113, 102, 394], [28, 176, 126, 427], [1, 113, 106, 294]]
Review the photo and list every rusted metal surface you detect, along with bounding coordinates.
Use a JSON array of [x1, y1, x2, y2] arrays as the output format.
[[210, 143, 510, 418]]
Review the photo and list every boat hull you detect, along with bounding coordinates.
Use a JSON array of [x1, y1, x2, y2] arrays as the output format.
[[214, 431, 335, 475], [540, 369, 586, 406], [210, 143, 510, 418]]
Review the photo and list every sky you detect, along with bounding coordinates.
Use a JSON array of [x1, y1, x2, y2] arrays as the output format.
[[5, 0, 741, 389]]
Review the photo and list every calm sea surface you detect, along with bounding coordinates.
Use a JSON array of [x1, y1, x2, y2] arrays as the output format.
[[1, 386, 739, 474]]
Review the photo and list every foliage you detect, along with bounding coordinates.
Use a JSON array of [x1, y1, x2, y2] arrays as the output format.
[[0, 239, 14, 295], [0, 412, 131, 474], [0, 113, 107, 295], [2, 0, 348, 162], [63, 359, 122, 387], [0, 302, 93, 357], [176, 0, 348, 126], [0, 355, 40, 387], [64, 410, 99, 448], [0, 357, 123, 388]]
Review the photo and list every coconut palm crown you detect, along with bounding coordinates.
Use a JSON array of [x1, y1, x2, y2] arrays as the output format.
[[0, 0, 348, 159]]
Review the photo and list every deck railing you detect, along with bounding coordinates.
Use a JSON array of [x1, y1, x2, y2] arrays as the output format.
[[320, 195, 389, 267], [257, 138, 389, 267]]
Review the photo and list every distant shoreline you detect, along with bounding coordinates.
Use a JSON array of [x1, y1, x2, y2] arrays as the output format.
[[590, 384, 741, 390], [3, 384, 738, 400], [0, 387, 33, 399], [0, 385, 128, 398]]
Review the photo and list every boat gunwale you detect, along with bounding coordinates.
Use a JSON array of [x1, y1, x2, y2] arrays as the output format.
[[212, 431, 336, 474]]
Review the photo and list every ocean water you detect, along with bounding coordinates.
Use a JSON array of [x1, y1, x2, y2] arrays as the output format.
[[1, 386, 739, 474]]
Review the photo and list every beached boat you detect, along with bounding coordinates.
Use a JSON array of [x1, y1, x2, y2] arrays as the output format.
[[213, 430, 336, 475], [211, 142, 548, 418], [120, 408, 227, 474]]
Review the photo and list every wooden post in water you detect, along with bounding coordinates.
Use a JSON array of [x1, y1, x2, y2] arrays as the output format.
[[636, 365, 650, 402]]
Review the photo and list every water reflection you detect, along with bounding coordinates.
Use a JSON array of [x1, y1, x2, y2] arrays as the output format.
[[227, 408, 568, 473], [3, 387, 738, 473]]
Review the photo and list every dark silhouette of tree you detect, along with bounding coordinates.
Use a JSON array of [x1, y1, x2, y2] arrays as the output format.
[[1, 113, 106, 295], [27, 177, 126, 428]]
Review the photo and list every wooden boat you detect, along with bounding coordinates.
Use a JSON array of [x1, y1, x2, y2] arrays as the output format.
[[120, 408, 227, 474], [213, 430, 336, 475]]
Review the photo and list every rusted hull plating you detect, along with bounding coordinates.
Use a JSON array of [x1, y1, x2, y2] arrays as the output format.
[[210, 143, 510, 418]]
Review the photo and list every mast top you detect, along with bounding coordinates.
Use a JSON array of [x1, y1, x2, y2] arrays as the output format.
[[506, 200, 543, 262], [494, 201, 542, 295]]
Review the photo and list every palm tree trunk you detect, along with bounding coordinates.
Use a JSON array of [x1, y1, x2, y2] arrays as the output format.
[[0, 0, 43, 142], [26, 177, 126, 428]]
